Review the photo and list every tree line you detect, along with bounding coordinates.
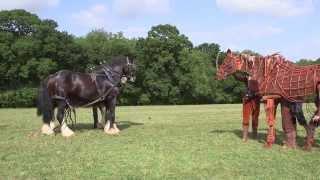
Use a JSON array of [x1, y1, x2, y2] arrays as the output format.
[[0, 9, 319, 107]]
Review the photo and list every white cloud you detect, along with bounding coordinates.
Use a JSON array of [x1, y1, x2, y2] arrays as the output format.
[[216, 0, 314, 17], [113, 0, 171, 17], [71, 4, 109, 29], [188, 24, 283, 45], [185, 23, 284, 58], [0, 0, 60, 12]]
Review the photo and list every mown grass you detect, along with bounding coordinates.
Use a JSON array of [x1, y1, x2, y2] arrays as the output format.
[[0, 104, 319, 179]]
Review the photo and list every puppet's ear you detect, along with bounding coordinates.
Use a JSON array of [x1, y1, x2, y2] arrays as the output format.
[[226, 49, 232, 56]]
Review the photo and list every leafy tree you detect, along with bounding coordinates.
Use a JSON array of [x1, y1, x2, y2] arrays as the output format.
[[2, 9, 303, 106], [296, 58, 317, 66], [76, 29, 136, 70], [241, 49, 261, 56], [0, 9, 84, 89], [135, 24, 189, 104]]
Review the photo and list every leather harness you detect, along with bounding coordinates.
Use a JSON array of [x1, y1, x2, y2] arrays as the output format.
[[52, 66, 123, 108]]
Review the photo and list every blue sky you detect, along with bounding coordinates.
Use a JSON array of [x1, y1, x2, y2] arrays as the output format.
[[1, 0, 319, 60]]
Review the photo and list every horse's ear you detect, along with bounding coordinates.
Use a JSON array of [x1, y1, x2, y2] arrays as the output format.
[[227, 49, 232, 56]]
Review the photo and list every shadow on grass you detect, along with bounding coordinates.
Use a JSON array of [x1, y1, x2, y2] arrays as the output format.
[[210, 128, 310, 147], [0, 124, 9, 129], [71, 121, 144, 132], [118, 121, 144, 131]]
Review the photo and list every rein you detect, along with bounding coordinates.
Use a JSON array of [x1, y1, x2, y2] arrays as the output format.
[[101, 66, 123, 81]]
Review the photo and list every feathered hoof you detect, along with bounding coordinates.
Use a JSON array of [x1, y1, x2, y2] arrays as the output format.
[[104, 128, 120, 135], [61, 126, 75, 137], [114, 128, 120, 134], [113, 123, 121, 133], [50, 121, 59, 130], [41, 124, 54, 135], [242, 138, 248, 143]]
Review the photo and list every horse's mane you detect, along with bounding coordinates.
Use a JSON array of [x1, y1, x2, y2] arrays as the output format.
[[91, 56, 128, 72], [265, 53, 295, 67], [241, 52, 294, 67]]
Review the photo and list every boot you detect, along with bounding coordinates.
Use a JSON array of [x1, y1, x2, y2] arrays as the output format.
[[303, 136, 314, 151], [242, 125, 249, 142], [303, 123, 315, 151]]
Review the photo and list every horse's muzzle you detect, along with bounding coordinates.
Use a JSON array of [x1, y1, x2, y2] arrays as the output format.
[[121, 77, 128, 84]]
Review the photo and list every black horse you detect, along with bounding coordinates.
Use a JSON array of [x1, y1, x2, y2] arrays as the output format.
[[92, 104, 106, 129], [92, 67, 130, 129], [37, 56, 136, 137], [91, 86, 125, 129]]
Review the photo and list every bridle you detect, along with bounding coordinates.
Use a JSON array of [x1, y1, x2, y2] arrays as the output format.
[[97, 57, 135, 84]]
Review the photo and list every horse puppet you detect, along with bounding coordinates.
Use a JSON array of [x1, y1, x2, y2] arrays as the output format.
[[216, 49, 311, 149], [37, 56, 136, 137]]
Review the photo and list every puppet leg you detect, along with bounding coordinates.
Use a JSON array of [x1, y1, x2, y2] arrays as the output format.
[[264, 99, 276, 148], [242, 98, 251, 142], [251, 97, 260, 138]]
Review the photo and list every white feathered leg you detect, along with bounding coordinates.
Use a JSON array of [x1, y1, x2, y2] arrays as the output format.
[[61, 120, 74, 137], [41, 123, 54, 135]]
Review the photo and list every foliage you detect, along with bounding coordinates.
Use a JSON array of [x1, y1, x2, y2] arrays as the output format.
[[1, 9, 318, 107], [0, 9, 84, 89], [0, 88, 37, 107], [75, 29, 137, 71], [296, 58, 320, 66]]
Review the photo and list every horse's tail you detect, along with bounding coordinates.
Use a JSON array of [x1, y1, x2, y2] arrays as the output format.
[[37, 79, 53, 124]]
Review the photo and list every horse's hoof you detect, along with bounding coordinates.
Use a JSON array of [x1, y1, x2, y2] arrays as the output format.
[[49, 121, 59, 130], [61, 127, 75, 137], [104, 128, 119, 135], [242, 138, 248, 143], [41, 124, 54, 135], [62, 131, 74, 137], [114, 128, 120, 134], [109, 128, 119, 135], [113, 124, 121, 133]]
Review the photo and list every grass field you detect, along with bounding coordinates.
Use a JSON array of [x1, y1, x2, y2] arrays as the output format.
[[0, 104, 319, 179]]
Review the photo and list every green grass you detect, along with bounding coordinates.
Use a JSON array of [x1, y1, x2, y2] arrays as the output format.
[[0, 104, 319, 179]]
